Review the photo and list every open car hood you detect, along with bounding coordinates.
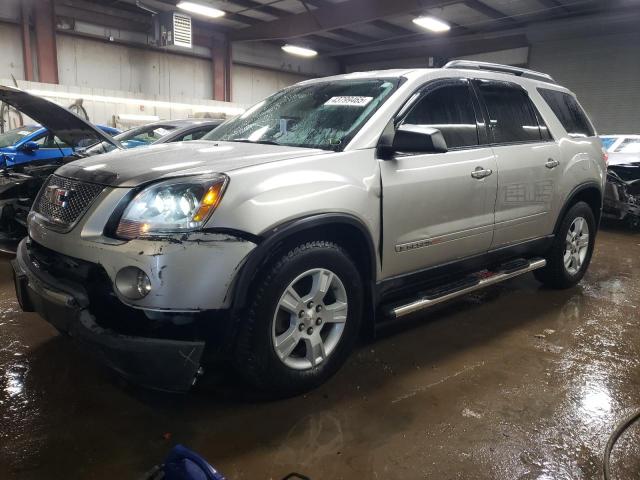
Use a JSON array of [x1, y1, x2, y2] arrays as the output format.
[[0, 85, 121, 151]]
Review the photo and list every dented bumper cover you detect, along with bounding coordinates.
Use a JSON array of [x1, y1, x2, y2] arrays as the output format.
[[27, 208, 257, 312], [12, 239, 206, 391]]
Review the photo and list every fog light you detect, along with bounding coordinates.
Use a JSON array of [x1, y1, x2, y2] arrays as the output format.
[[115, 267, 152, 300]]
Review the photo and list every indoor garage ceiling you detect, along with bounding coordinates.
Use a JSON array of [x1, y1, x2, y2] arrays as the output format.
[[69, 0, 639, 64]]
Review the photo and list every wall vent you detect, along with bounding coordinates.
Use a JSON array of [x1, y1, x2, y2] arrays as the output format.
[[158, 12, 192, 50], [172, 13, 192, 48]]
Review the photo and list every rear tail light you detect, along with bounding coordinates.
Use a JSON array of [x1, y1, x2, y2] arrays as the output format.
[[603, 150, 609, 166]]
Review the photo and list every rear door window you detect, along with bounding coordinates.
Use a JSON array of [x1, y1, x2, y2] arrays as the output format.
[[35, 134, 70, 149], [174, 127, 212, 142], [402, 82, 479, 149], [537, 88, 595, 138], [475, 81, 545, 144]]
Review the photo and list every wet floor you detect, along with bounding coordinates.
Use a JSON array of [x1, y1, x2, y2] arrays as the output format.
[[1, 224, 639, 479]]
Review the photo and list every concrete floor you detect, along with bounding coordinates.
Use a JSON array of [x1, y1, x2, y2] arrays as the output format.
[[1, 225, 639, 479]]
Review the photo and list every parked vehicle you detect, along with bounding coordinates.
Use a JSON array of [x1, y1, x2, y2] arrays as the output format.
[[0, 85, 122, 247], [0, 86, 224, 248], [603, 142, 640, 228], [0, 123, 120, 167], [82, 118, 224, 157], [12, 62, 606, 393], [600, 134, 640, 154]]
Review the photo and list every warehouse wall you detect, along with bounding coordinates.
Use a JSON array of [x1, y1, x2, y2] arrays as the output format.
[[55, 34, 317, 105], [232, 65, 309, 104], [0, 23, 24, 81], [346, 47, 529, 72], [233, 41, 339, 79], [528, 32, 640, 134], [0, 77, 246, 126], [0, 21, 327, 106], [57, 35, 214, 100]]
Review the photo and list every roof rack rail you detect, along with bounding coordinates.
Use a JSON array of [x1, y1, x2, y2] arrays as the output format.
[[443, 60, 556, 84]]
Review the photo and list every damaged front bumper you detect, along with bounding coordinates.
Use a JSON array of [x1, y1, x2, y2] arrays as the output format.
[[12, 239, 205, 391]]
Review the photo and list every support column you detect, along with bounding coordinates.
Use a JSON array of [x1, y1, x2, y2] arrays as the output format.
[[212, 38, 231, 102], [34, 0, 59, 84], [21, 2, 34, 81]]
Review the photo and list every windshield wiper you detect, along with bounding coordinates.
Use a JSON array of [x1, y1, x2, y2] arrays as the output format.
[[228, 139, 280, 146]]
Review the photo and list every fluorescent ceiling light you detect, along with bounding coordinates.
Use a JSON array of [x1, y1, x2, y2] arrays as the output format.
[[412, 16, 451, 32], [177, 1, 225, 18], [282, 44, 318, 57]]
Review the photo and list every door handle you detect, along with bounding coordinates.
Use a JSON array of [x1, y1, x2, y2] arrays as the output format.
[[545, 158, 560, 169], [471, 166, 493, 179]]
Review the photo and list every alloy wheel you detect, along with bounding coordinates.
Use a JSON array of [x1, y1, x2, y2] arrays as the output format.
[[271, 268, 348, 370], [564, 216, 590, 275]]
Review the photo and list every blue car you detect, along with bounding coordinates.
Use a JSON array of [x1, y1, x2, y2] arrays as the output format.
[[0, 123, 120, 167]]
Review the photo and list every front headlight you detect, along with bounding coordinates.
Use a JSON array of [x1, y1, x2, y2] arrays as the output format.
[[116, 174, 228, 239]]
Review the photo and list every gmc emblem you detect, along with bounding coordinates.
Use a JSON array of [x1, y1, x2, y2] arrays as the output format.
[[44, 185, 75, 208]]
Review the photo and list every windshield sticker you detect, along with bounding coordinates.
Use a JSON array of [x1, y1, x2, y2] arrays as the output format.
[[324, 96, 374, 107], [18, 131, 31, 136], [154, 128, 170, 137]]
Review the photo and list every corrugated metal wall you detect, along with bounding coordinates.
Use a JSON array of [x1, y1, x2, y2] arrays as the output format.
[[529, 32, 640, 134]]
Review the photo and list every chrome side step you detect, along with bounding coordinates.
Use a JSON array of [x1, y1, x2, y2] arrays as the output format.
[[387, 258, 546, 320]]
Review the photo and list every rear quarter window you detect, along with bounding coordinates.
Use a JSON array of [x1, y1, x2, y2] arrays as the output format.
[[538, 88, 595, 138]]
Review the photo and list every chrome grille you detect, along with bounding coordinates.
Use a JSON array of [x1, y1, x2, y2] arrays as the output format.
[[33, 175, 105, 231]]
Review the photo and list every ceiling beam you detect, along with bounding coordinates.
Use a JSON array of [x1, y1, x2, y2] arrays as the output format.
[[230, 0, 448, 41], [55, 4, 151, 31], [307, 34, 352, 49], [117, 0, 263, 26], [463, 0, 521, 26], [536, 0, 570, 14], [330, 28, 376, 44], [225, 0, 287, 18], [301, 0, 333, 7], [56, 0, 152, 25], [330, 4, 640, 58], [371, 19, 416, 37]]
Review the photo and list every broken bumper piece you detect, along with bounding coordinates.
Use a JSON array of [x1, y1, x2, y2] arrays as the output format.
[[12, 239, 205, 392]]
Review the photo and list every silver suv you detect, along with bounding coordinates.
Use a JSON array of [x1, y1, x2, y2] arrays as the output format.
[[12, 61, 606, 393]]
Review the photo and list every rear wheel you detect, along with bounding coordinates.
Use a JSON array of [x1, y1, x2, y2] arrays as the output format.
[[534, 201, 596, 289], [233, 240, 363, 394]]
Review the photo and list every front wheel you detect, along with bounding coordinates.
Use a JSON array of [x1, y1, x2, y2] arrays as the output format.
[[534, 201, 596, 289], [233, 240, 363, 394]]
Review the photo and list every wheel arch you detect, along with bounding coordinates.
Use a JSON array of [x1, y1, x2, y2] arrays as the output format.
[[554, 182, 603, 235], [230, 213, 378, 317]]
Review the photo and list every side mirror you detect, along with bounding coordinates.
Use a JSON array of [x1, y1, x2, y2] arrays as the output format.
[[20, 141, 40, 153], [378, 124, 448, 159]]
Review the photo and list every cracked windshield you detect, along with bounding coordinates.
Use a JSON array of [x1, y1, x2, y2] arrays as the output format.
[[204, 79, 398, 150]]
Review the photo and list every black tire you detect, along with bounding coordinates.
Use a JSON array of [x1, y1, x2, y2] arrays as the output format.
[[233, 240, 363, 394], [625, 214, 640, 230], [534, 201, 596, 289]]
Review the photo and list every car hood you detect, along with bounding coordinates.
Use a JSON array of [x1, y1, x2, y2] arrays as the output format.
[[56, 140, 328, 187], [0, 85, 120, 150]]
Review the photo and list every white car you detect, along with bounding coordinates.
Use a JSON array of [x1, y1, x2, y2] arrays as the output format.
[[13, 61, 606, 393], [601, 135, 640, 162]]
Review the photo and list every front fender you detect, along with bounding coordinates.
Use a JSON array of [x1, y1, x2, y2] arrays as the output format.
[[209, 149, 381, 249]]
